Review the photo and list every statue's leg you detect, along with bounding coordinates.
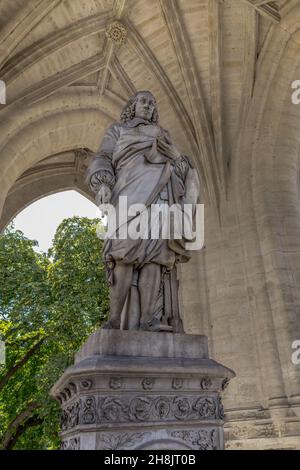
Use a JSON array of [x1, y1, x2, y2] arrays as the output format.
[[103, 263, 133, 329], [138, 263, 161, 329]]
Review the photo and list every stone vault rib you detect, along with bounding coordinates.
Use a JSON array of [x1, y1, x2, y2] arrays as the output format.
[[109, 56, 137, 98], [0, 0, 63, 70], [159, 0, 221, 208], [0, 11, 112, 85], [7, 54, 106, 109], [208, 0, 226, 194], [124, 18, 208, 200], [242, 0, 281, 23]]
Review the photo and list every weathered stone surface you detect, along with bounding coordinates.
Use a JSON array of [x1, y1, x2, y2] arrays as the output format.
[[75, 329, 209, 362], [85, 90, 200, 333], [51, 330, 234, 450], [1, 0, 300, 449]]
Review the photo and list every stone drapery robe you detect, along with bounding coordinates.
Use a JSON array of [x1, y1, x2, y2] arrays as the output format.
[[86, 117, 199, 271]]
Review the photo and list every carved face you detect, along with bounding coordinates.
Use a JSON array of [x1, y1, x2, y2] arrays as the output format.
[[134, 92, 155, 121]]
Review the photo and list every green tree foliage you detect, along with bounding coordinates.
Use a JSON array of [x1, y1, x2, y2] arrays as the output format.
[[0, 217, 109, 449]]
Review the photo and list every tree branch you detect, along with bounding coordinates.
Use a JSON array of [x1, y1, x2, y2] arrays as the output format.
[[0, 338, 44, 392], [5, 415, 43, 450], [0, 402, 41, 449]]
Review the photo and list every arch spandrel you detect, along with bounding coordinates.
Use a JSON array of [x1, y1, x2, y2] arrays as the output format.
[[0, 149, 96, 232]]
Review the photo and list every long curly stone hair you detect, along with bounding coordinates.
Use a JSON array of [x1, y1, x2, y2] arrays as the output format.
[[120, 91, 159, 124]]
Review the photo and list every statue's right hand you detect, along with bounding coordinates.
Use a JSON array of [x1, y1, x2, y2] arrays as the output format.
[[96, 184, 111, 206]]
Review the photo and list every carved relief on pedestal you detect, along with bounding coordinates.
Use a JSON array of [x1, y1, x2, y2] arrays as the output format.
[[173, 397, 191, 420], [170, 429, 218, 450], [142, 377, 155, 390], [60, 437, 80, 450], [82, 396, 97, 424], [99, 432, 151, 450], [109, 376, 123, 390], [154, 398, 170, 419], [80, 379, 93, 391], [54, 332, 234, 450], [61, 395, 98, 430], [193, 397, 217, 419], [98, 429, 218, 450], [60, 393, 221, 431], [172, 378, 183, 390], [129, 397, 152, 421], [200, 377, 212, 390], [218, 396, 225, 420], [60, 400, 80, 431], [101, 397, 129, 421]]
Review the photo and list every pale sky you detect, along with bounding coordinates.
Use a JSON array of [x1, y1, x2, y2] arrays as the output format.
[[13, 191, 102, 252]]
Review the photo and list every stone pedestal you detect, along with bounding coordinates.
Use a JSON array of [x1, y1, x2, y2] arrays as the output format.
[[51, 330, 235, 450]]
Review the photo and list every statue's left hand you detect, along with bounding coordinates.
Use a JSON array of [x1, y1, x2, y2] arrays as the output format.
[[157, 136, 181, 161]]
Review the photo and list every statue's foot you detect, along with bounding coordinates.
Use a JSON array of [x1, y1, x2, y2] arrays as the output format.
[[140, 319, 160, 332], [102, 319, 120, 330], [139, 321, 151, 331], [140, 316, 168, 332]]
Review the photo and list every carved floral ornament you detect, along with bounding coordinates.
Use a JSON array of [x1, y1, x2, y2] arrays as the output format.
[[170, 430, 217, 451], [172, 378, 183, 390], [99, 432, 150, 451], [60, 394, 221, 431], [106, 21, 127, 45], [200, 377, 212, 390], [59, 430, 218, 451], [109, 376, 123, 389], [142, 377, 154, 390], [97, 429, 218, 451], [80, 379, 93, 390], [60, 437, 80, 450]]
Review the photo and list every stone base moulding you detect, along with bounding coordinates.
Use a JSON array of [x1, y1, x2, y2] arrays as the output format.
[[51, 330, 235, 450]]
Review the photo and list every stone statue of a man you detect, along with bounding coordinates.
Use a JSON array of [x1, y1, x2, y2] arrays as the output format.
[[86, 91, 200, 332]]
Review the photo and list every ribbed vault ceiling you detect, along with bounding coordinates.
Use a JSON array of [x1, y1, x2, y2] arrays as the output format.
[[0, 0, 298, 221]]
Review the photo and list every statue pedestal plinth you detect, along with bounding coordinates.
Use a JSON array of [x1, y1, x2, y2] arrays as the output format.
[[51, 330, 235, 450]]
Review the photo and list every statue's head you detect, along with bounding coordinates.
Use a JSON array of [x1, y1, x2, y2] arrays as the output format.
[[120, 91, 159, 124]]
